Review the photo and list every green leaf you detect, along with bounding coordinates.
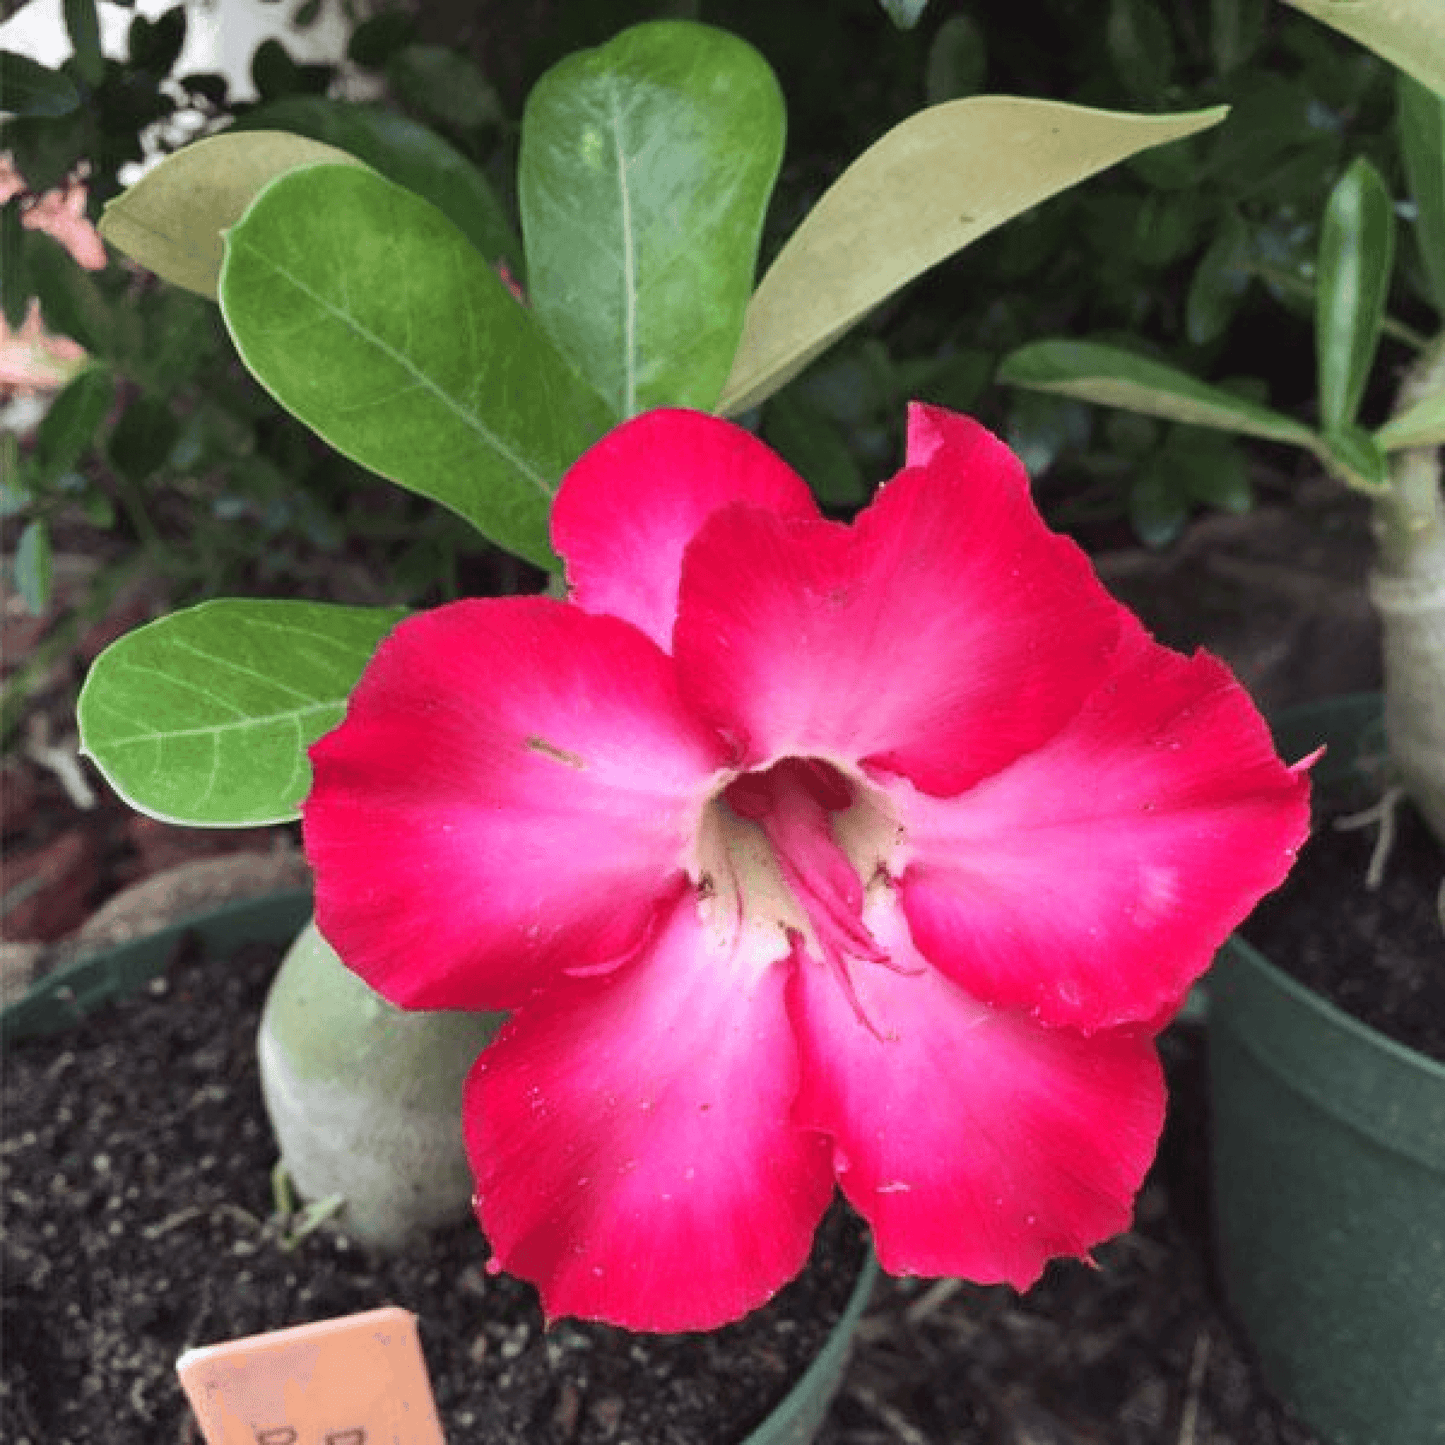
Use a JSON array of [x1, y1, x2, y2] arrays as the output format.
[[718, 98, 1229, 417], [997, 339, 1320, 448], [128, 5, 185, 78], [14, 520, 52, 615], [252, 38, 305, 101], [1107, 0, 1175, 103], [99, 130, 369, 299], [78, 600, 405, 826], [219, 164, 614, 570], [29, 230, 109, 353], [1130, 463, 1188, 548], [763, 393, 867, 507], [0, 52, 80, 117], [879, 0, 929, 28], [1211, 0, 1268, 77], [1282, 0, 1445, 100], [1398, 73, 1445, 315], [33, 364, 113, 485], [1186, 210, 1250, 344], [1165, 428, 1254, 513], [63, 0, 105, 88], [926, 15, 986, 104], [1, 204, 28, 330], [348, 10, 419, 69], [1316, 157, 1395, 434], [388, 45, 502, 132], [1376, 386, 1445, 449], [1321, 423, 1389, 489], [520, 21, 784, 417], [108, 394, 179, 483], [229, 98, 523, 276]]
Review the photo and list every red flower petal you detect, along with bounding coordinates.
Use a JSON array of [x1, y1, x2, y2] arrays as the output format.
[[673, 415, 1122, 793], [552, 408, 818, 652], [896, 622, 1311, 1030], [465, 893, 835, 1330], [304, 597, 728, 1010], [789, 894, 1165, 1288]]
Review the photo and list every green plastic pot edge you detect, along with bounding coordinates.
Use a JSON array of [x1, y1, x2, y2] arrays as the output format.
[[740, 1248, 879, 1445], [1212, 933, 1445, 1169], [1, 887, 313, 1045], [1209, 692, 1445, 1445]]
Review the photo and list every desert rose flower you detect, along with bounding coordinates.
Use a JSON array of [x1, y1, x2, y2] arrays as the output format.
[[303, 405, 1310, 1331]]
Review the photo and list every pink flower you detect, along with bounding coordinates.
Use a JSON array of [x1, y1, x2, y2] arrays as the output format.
[[304, 405, 1310, 1331], [0, 297, 88, 394], [1, 156, 107, 272]]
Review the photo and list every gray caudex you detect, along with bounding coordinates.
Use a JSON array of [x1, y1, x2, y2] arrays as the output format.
[[256, 919, 504, 1250]]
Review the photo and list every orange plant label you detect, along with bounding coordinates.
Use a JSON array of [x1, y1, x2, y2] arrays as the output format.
[[176, 1306, 446, 1445]]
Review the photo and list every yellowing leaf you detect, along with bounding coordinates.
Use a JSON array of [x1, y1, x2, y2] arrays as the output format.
[[717, 97, 1228, 416], [1282, 0, 1445, 98], [98, 130, 367, 299]]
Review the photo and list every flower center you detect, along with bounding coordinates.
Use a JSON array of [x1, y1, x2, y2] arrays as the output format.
[[693, 757, 907, 1031]]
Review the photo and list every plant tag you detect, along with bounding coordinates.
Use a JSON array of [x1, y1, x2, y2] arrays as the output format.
[[175, 1306, 446, 1445]]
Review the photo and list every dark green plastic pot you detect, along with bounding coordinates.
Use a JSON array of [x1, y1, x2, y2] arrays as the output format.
[[743, 1247, 878, 1445], [1209, 695, 1445, 1445]]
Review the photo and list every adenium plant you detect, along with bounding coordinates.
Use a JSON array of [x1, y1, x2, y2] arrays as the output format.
[[71, 17, 1312, 1334], [1001, 4, 1445, 859], [304, 403, 1310, 1329]]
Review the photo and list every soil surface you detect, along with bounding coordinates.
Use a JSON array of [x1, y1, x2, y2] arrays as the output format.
[[1245, 789, 1445, 1063], [2, 931, 1319, 1445]]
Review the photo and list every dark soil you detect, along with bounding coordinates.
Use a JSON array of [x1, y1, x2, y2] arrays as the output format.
[[0, 935, 866, 1445], [1244, 789, 1445, 1064], [2, 921, 1324, 1445]]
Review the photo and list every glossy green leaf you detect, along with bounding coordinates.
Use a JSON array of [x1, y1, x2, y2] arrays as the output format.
[[128, 5, 185, 77], [63, 0, 105, 88], [252, 38, 305, 101], [1398, 73, 1445, 314], [1186, 210, 1250, 345], [29, 230, 109, 353], [78, 600, 404, 826], [1321, 423, 1389, 489], [0, 52, 79, 117], [99, 130, 368, 299], [1130, 464, 1188, 548], [879, 0, 929, 28], [14, 520, 52, 615], [108, 395, 179, 483], [763, 393, 867, 507], [520, 21, 784, 416], [1107, 0, 1175, 103], [1167, 428, 1254, 513], [926, 15, 986, 104], [1211, 0, 1268, 77], [34, 364, 113, 485], [349, 10, 418, 67], [1282, 0, 1445, 99], [1316, 157, 1395, 434], [219, 164, 614, 570], [1, 205, 29, 329], [1376, 386, 1445, 449], [998, 339, 1320, 448], [229, 99, 523, 276], [389, 45, 502, 132], [719, 98, 1228, 417]]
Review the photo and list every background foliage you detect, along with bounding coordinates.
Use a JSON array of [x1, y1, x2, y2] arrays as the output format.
[[1, 0, 1422, 741]]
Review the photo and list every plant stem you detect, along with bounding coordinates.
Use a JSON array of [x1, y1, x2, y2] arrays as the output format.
[[1370, 331, 1445, 843]]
